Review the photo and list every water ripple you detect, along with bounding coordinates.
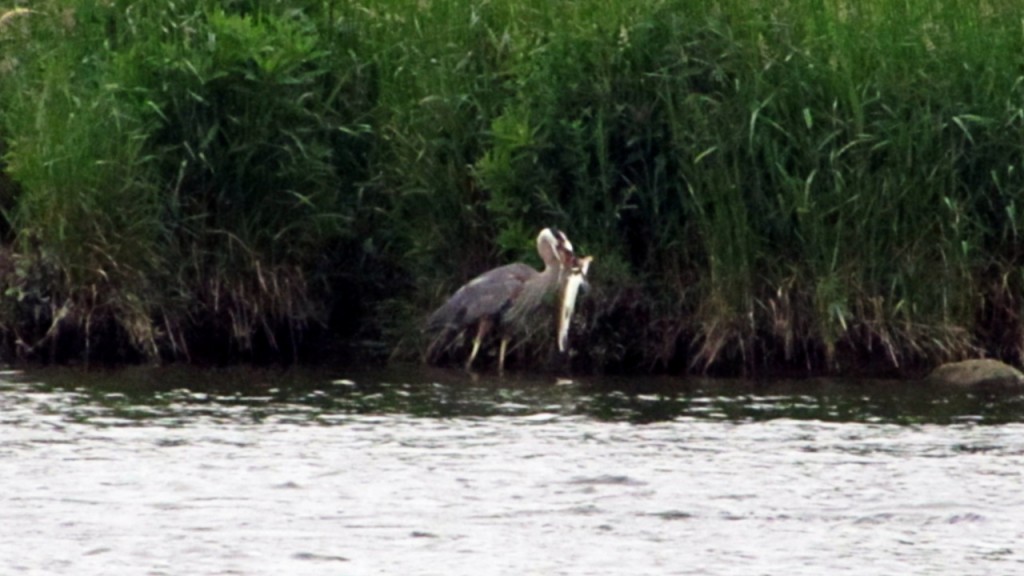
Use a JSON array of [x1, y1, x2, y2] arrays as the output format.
[[1, 367, 1023, 575]]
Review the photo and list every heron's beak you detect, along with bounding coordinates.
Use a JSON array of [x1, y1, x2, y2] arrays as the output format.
[[557, 255, 593, 353]]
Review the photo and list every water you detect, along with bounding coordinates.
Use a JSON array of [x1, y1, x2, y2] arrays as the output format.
[[2, 365, 1023, 575]]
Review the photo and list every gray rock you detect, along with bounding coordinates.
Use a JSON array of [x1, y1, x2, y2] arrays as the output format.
[[925, 359, 1024, 388]]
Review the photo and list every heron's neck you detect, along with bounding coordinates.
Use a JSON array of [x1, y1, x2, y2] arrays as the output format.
[[542, 258, 567, 287]]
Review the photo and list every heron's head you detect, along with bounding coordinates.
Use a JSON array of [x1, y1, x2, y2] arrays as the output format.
[[538, 227, 575, 269]]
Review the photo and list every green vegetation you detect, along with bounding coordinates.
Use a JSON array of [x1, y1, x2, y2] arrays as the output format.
[[1, 0, 1023, 374]]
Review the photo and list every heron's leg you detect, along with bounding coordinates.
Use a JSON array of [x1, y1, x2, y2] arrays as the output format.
[[498, 337, 509, 373], [425, 328, 450, 364], [466, 338, 482, 370], [466, 318, 493, 370]]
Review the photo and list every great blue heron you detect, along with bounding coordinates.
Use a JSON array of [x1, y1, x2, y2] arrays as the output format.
[[425, 227, 589, 371]]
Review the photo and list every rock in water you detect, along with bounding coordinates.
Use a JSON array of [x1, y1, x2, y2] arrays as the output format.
[[925, 359, 1024, 387]]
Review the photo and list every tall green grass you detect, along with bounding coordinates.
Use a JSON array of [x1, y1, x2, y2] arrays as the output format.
[[1, 0, 1023, 372], [0, 1, 375, 361]]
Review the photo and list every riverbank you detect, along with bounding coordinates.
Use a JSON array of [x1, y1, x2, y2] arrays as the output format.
[[1, 0, 1022, 374]]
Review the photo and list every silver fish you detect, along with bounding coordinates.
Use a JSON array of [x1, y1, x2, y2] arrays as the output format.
[[558, 255, 593, 353]]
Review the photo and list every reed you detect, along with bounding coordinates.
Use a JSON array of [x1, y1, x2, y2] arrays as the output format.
[[0, 0, 375, 361], [0, 0, 1022, 372]]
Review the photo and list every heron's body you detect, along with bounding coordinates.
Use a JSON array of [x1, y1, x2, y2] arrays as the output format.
[[425, 263, 536, 335], [425, 228, 585, 371]]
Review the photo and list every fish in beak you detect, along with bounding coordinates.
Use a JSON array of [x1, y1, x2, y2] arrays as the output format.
[[558, 254, 593, 353]]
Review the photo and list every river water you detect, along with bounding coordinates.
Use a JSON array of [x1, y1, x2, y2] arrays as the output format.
[[1, 365, 1022, 575]]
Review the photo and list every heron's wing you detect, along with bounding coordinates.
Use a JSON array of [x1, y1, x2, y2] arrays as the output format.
[[426, 263, 536, 331]]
